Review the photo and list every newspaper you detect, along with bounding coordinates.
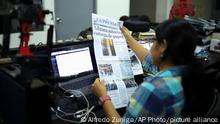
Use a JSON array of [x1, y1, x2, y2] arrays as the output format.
[[92, 14, 138, 108], [128, 48, 143, 76]]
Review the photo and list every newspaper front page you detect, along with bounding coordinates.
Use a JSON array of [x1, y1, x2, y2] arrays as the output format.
[[92, 14, 138, 108]]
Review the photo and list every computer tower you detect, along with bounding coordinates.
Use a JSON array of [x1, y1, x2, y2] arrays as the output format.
[[0, 67, 51, 124]]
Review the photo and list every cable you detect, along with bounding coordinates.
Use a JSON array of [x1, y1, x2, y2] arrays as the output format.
[[52, 89, 97, 123], [65, 89, 90, 108], [32, 42, 44, 54]]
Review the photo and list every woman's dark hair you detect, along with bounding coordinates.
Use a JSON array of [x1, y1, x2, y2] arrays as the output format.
[[155, 19, 197, 65], [155, 19, 214, 117]]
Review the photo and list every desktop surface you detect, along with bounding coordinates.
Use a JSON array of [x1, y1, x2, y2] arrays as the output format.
[[198, 52, 220, 69]]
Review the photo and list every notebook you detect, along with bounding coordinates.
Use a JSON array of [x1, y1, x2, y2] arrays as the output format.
[[50, 42, 98, 92]]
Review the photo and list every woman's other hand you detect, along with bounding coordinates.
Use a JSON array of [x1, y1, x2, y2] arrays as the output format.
[[120, 26, 132, 42]]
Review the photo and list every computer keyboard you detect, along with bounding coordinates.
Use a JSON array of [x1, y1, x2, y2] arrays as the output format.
[[58, 73, 100, 107], [59, 73, 98, 90]]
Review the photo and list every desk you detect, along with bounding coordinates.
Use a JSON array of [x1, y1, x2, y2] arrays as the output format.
[[198, 52, 220, 91], [198, 52, 220, 70], [51, 92, 127, 124], [51, 91, 106, 124]]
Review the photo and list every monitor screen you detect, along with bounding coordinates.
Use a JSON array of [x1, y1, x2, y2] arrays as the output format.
[[51, 47, 93, 77]]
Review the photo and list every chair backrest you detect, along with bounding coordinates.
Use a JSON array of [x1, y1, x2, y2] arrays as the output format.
[[206, 91, 220, 117]]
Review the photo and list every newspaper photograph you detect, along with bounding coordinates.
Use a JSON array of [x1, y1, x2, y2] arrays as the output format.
[[92, 13, 138, 108], [128, 49, 144, 75]]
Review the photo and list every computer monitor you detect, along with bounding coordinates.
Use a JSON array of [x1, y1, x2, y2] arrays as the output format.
[[51, 47, 93, 77], [50, 41, 98, 77]]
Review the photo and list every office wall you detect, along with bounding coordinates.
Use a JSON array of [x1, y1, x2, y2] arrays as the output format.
[[0, 0, 129, 48], [130, 0, 156, 22], [156, 0, 173, 22], [193, 0, 213, 19], [130, 0, 174, 22], [0, 0, 55, 48], [155, 0, 216, 21], [96, 0, 130, 20], [193, 0, 220, 20]]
